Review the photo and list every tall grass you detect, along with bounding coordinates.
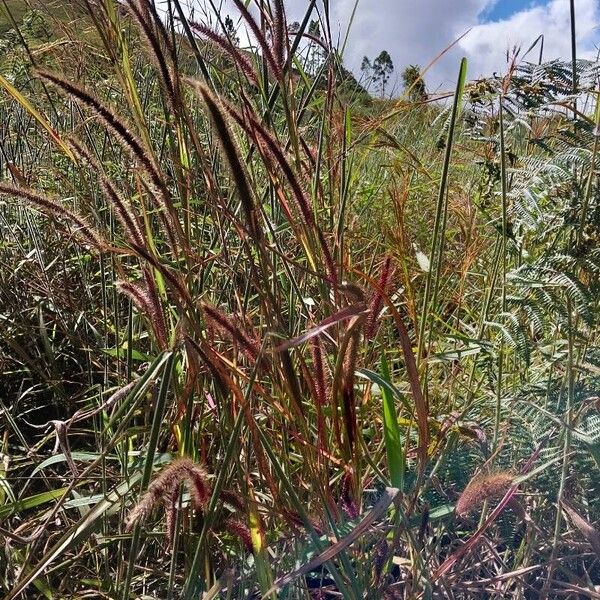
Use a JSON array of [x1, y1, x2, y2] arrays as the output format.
[[0, 1, 599, 598]]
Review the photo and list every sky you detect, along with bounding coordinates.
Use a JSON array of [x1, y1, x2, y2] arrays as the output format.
[[483, 0, 549, 21], [175, 0, 600, 93]]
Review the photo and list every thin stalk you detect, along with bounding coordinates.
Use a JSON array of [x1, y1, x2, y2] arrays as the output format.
[[182, 337, 269, 598], [570, 0, 577, 119], [578, 85, 600, 239], [493, 97, 509, 450], [541, 300, 575, 599], [121, 352, 176, 600], [417, 57, 467, 363]]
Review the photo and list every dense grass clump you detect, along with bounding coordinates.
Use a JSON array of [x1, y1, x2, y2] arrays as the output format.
[[0, 1, 599, 598]]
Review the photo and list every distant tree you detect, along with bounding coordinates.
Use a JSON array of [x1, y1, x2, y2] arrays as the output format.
[[361, 51, 394, 97], [373, 51, 394, 97], [308, 19, 320, 37], [306, 19, 326, 74], [223, 15, 239, 46], [361, 56, 372, 74], [402, 64, 428, 102]]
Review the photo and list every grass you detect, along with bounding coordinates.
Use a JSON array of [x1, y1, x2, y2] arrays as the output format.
[[0, 0, 91, 41], [0, 1, 599, 598]]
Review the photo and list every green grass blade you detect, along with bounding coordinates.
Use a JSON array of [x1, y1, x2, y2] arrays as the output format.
[[121, 350, 175, 599], [417, 57, 467, 362], [4, 471, 147, 599], [0, 74, 76, 162], [380, 354, 405, 491]]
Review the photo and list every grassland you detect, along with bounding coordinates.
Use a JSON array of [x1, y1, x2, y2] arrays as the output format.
[[0, 0, 91, 34], [0, 1, 599, 599]]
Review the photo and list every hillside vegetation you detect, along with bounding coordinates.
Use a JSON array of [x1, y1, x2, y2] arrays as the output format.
[[0, 1, 599, 599]]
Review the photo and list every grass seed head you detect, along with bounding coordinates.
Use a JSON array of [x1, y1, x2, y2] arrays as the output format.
[[125, 458, 210, 535], [455, 471, 514, 518]]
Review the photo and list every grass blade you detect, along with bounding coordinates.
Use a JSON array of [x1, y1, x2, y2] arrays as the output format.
[[380, 354, 405, 491]]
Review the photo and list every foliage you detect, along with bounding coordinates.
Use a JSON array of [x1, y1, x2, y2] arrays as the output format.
[[402, 64, 428, 102], [0, 1, 598, 599], [361, 50, 395, 97]]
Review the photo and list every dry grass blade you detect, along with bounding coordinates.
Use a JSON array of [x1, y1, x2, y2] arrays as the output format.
[[341, 318, 362, 454], [275, 303, 367, 352], [562, 501, 600, 558], [267, 487, 400, 595], [0, 73, 76, 162], [388, 303, 429, 471]]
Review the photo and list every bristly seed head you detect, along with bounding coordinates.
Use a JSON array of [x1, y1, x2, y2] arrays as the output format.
[[202, 303, 262, 362], [455, 471, 514, 518], [219, 518, 253, 552], [190, 22, 259, 86], [365, 257, 394, 340], [125, 458, 210, 542]]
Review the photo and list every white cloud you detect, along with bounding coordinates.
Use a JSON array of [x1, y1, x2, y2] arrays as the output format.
[[271, 0, 488, 92], [325, 0, 600, 91], [169, 0, 600, 92], [459, 0, 600, 84], [320, 0, 489, 92]]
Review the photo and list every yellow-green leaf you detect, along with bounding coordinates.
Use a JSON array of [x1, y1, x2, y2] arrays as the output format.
[[0, 74, 76, 163]]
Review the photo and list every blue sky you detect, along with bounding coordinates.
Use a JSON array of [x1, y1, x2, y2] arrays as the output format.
[[482, 0, 549, 22]]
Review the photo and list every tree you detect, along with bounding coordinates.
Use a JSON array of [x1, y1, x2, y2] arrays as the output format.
[[361, 51, 394, 97], [308, 19, 321, 38], [306, 19, 326, 74], [402, 64, 428, 102], [361, 56, 372, 75], [373, 51, 394, 97], [223, 15, 239, 46]]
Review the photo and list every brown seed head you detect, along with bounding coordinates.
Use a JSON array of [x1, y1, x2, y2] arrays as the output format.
[[455, 471, 514, 518]]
